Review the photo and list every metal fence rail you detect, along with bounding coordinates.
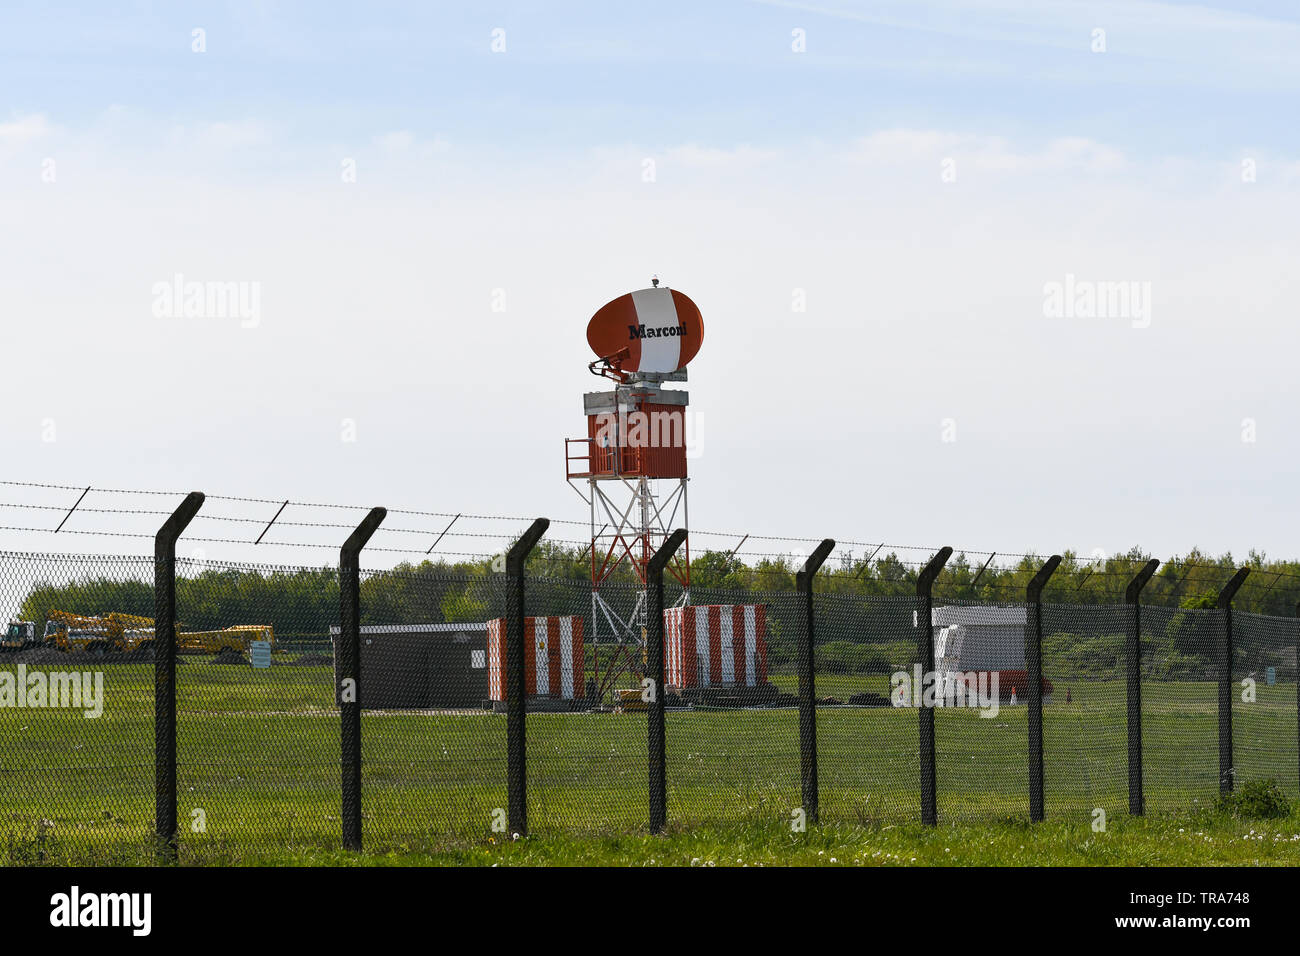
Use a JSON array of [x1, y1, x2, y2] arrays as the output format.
[[2, 540, 1299, 863]]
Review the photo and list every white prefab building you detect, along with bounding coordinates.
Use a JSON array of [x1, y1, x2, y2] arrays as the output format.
[[931, 606, 1030, 701], [932, 605, 1027, 672]]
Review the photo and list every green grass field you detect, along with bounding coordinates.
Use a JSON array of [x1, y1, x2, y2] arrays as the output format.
[[183, 814, 1300, 866], [2, 657, 1297, 865]]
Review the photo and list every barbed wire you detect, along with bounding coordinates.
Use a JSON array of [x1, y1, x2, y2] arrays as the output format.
[[0, 484, 967, 561], [4, 481, 1299, 591], [0, 480, 181, 496], [0, 482, 1005, 553]]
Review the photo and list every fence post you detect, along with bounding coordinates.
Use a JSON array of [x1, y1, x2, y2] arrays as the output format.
[[1025, 555, 1061, 823], [1124, 559, 1160, 816], [917, 546, 953, 826], [1216, 567, 1249, 795], [647, 528, 688, 835], [154, 491, 204, 860], [795, 539, 836, 825], [505, 518, 550, 838], [1295, 602, 1299, 799], [339, 506, 386, 852]]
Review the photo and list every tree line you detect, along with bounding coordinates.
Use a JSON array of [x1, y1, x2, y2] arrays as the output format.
[[13, 543, 1300, 652]]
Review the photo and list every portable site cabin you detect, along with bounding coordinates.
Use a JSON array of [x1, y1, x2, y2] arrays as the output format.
[[330, 622, 488, 708], [931, 605, 1047, 701], [486, 615, 584, 702], [932, 605, 1026, 673]]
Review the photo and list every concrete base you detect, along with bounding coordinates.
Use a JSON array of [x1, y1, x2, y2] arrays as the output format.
[[673, 683, 793, 708], [487, 697, 577, 713]]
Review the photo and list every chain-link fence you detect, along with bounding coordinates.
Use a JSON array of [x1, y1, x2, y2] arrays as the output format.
[[524, 576, 645, 834], [1041, 603, 1130, 821], [352, 566, 508, 846], [932, 601, 1031, 822], [175, 558, 343, 857], [1234, 611, 1299, 798], [3, 548, 1300, 862], [663, 585, 802, 827], [0, 553, 156, 863], [1140, 604, 1223, 810], [813, 592, 920, 824]]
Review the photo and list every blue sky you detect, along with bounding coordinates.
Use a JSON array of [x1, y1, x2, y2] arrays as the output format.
[[3, 1, 1300, 568], [4, 0, 1299, 159]]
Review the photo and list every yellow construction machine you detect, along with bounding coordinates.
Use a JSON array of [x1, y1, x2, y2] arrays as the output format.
[[42, 610, 132, 656], [2, 621, 38, 650], [42, 610, 273, 657], [177, 624, 275, 655]]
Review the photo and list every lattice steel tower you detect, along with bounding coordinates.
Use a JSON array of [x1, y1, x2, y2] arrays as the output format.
[[565, 281, 703, 692]]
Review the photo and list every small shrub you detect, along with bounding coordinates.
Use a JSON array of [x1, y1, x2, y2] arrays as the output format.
[[815, 640, 899, 675], [1218, 778, 1292, 819]]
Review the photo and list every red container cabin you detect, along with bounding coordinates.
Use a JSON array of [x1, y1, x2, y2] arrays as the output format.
[[566, 387, 688, 480]]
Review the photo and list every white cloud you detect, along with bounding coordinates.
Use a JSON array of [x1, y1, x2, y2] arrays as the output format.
[[848, 129, 1126, 173], [374, 129, 450, 157], [0, 113, 51, 156], [164, 119, 272, 152], [376, 129, 415, 152], [661, 143, 782, 169]]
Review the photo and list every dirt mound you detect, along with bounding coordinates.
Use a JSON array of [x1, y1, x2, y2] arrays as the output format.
[[286, 652, 333, 667], [846, 691, 891, 707], [13, 647, 65, 665]]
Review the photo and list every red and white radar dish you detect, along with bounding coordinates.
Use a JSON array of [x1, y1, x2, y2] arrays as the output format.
[[586, 287, 704, 374]]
